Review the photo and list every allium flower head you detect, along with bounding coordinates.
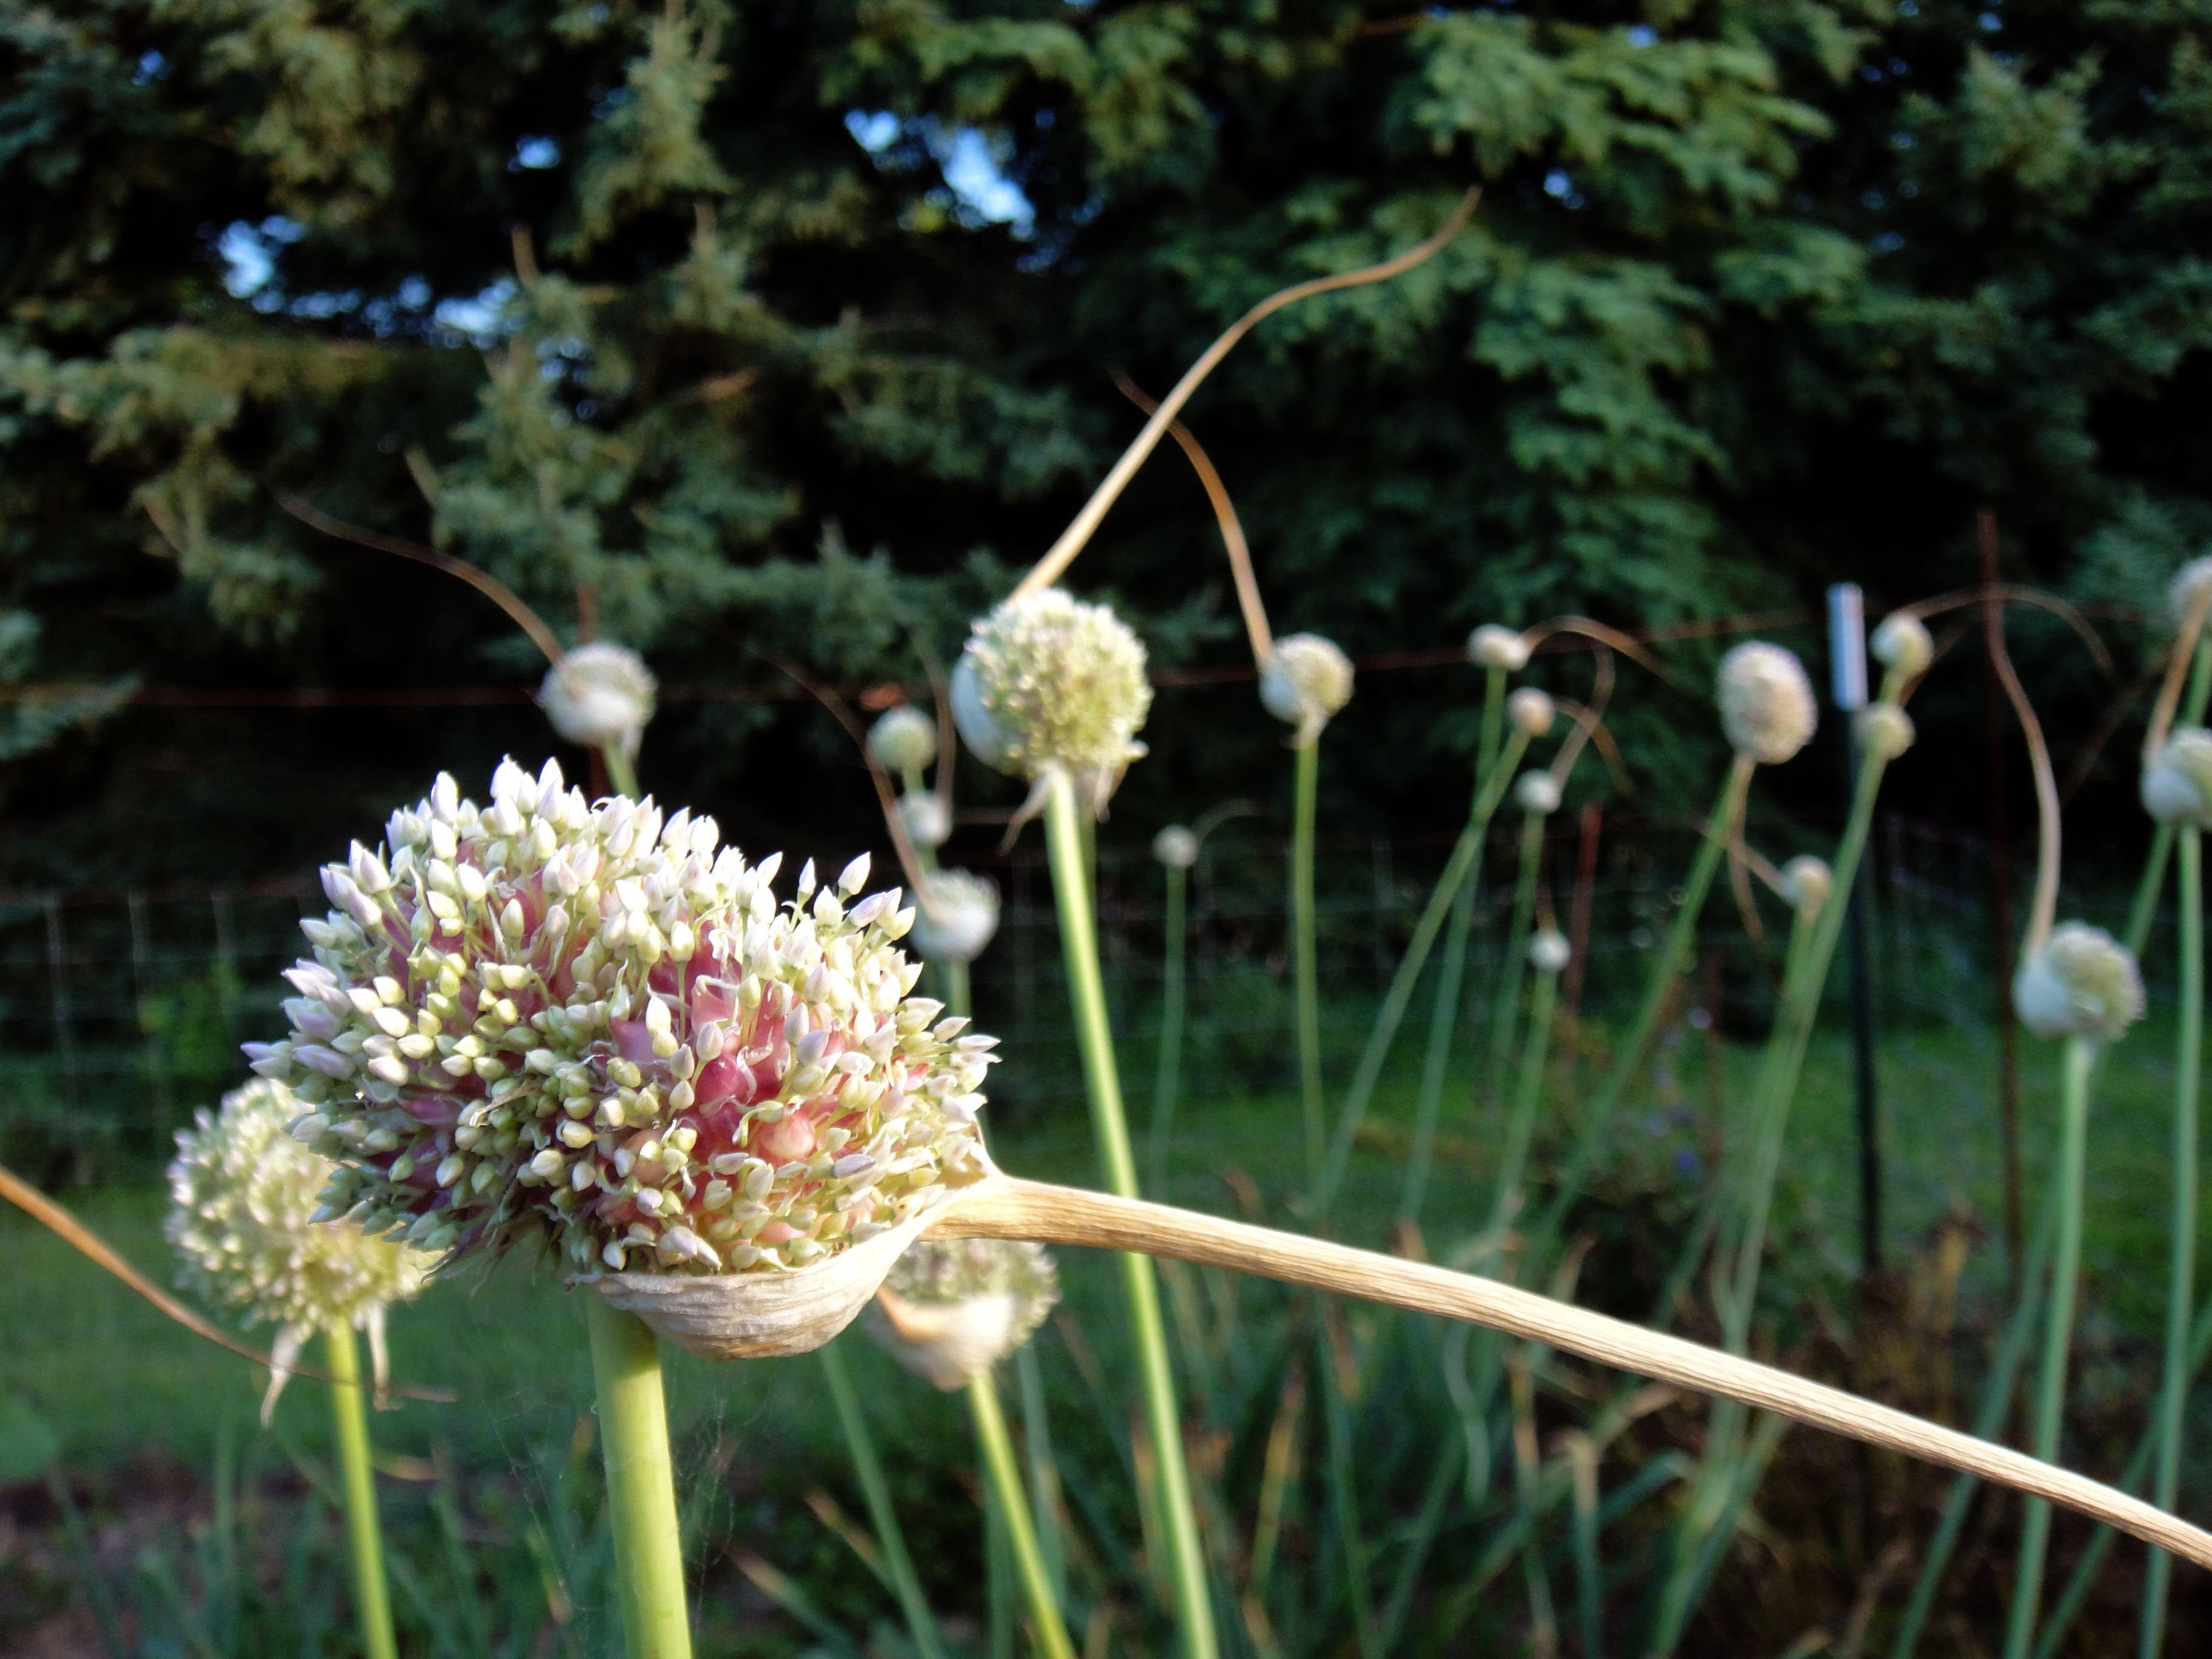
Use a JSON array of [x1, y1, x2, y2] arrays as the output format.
[[1527, 928, 1571, 974], [869, 706, 939, 781], [1515, 770, 1561, 815], [538, 643, 657, 760], [167, 1079, 429, 1417], [908, 869, 1000, 965], [1153, 825, 1199, 870], [1507, 686, 1555, 738], [1779, 856, 1832, 917], [2014, 922, 2145, 1043], [1856, 703, 1916, 763], [1467, 625, 1532, 672], [897, 789, 953, 851], [1718, 643, 1817, 765], [249, 760, 996, 1278], [2142, 728, 2212, 829], [951, 589, 1151, 811], [866, 1238, 1059, 1389], [1259, 633, 1354, 747], [1871, 613, 1934, 680], [2172, 557, 2212, 625]]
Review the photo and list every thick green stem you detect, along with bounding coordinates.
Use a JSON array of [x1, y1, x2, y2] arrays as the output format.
[[1148, 862, 1189, 1193], [970, 1371, 1078, 1659], [1293, 739, 1325, 1187], [1487, 963, 1563, 1248], [1319, 728, 1530, 1219], [1396, 668, 1509, 1224], [324, 1324, 397, 1659], [586, 1297, 692, 1659], [820, 1341, 948, 1659], [944, 958, 973, 1023], [1042, 768, 1216, 1659], [2003, 1036, 2096, 1659], [1535, 757, 1752, 1242], [2142, 826, 2203, 1656], [601, 743, 639, 800], [2126, 643, 2212, 950], [1481, 813, 1547, 1131]]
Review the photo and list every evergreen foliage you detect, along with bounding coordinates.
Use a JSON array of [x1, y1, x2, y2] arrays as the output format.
[[4, 0, 2212, 882]]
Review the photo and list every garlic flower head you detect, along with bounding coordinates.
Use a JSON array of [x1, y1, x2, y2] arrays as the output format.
[[2143, 728, 2212, 829], [908, 869, 1001, 965], [538, 643, 657, 760], [1152, 825, 1200, 870], [1515, 770, 1562, 816], [1856, 703, 1917, 763], [897, 789, 953, 851], [1259, 633, 1355, 748], [1778, 856, 1832, 918], [2013, 922, 2145, 1044], [1507, 686, 1555, 739], [1870, 613, 1934, 681], [249, 759, 996, 1278], [951, 589, 1151, 809], [2171, 557, 2212, 625], [868, 706, 939, 782], [1527, 928, 1571, 974], [866, 1237, 1060, 1389], [1467, 625, 1532, 672], [1718, 643, 1817, 765], [168, 1080, 430, 1418]]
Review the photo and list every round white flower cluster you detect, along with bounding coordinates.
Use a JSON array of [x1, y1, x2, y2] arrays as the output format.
[[953, 590, 1151, 809], [1259, 633, 1355, 746], [538, 643, 657, 759], [867, 1237, 1060, 1389], [1718, 643, 1817, 766], [2014, 922, 2145, 1044], [247, 760, 996, 1276]]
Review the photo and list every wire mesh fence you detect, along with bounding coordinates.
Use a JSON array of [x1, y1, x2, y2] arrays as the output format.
[[0, 811, 2124, 1187]]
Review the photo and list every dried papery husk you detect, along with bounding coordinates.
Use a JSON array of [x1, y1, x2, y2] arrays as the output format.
[[575, 1183, 974, 1360]]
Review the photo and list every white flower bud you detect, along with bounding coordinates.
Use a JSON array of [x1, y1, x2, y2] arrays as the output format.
[[1507, 687, 1555, 738], [897, 790, 953, 850], [1515, 770, 1561, 815], [1152, 825, 1199, 870], [1718, 643, 1817, 765], [1467, 624, 1531, 671], [2013, 922, 2145, 1043], [2173, 556, 2212, 624], [868, 706, 939, 778], [1778, 856, 1832, 917], [1870, 612, 1934, 680], [865, 1238, 1059, 1389], [953, 590, 1151, 805], [1856, 703, 1916, 762], [538, 643, 657, 761], [1527, 928, 1571, 974], [908, 870, 1001, 965], [1259, 633, 1355, 748], [2143, 727, 2212, 828]]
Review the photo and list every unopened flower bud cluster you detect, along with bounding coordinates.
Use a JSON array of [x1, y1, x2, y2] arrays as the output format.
[[2014, 922, 2145, 1044], [2143, 728, 2212, 830], [249, 760, 996, 1277], [1259, 633, 1354, 747], [1718, 643, 1817, 765], [167, 1079, 428, 1335], [909, 869, 1001, 965], [869, 1237, 1060, 1387], [539, 643, 657, 759], [952, 589, 1151, 803]]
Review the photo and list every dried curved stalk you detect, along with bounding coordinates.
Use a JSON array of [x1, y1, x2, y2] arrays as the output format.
[[2145, 580, 2212, 763], [273, 490, 566, 666], [1113, 374, 1272, 664], [1520, 616, 1681, 690], [1902, 583, 2114, 677], [0, 1161, 451, 1403], [1016, 187, 1481, 597], [1980, 605, 2063, 957], [923, 1178, 2212, 1572]]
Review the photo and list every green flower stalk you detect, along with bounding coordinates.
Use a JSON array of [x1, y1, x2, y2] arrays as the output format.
[[954, 592, 1215, 1659], [2002, 925, 2145, 1659], [255, 759, 999, 1659], [1150, 825, 1201, 1191], [167, 1079, 430, 1659], [868, 1239, 1076, 1659], [1261, 633, 1355, 1184]]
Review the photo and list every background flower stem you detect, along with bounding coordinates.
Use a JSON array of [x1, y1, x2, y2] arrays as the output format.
[[1292, 739, 1324, 1188], [970, 1370, 1078, 1659], [1042, 766, 1217, 1659], [820, 1338, 948, 1659]]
